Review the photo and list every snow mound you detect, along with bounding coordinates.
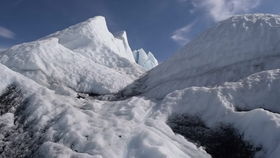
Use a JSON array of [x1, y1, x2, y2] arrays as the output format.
[[159, 69, 280, 158], [133, 49, 159, 70], [122, 14, 280, 98], [0, 16, 145, 94]]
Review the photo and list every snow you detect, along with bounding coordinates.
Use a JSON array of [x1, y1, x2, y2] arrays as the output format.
[[0, 65, 209, 157], [0, 17, 145, 95], [122, 14, 280, 98], [44, 16, 149, 75], [1, 14, 280, 158], [133, 49, 158, 70], [46, 16, 136, 63], [0, 38, 133, 94], [0, 16, 208, 158], [159, 69, 280, 158], [118, 14, 280, 157]]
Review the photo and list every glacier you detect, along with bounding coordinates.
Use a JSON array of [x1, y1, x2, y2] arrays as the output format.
[[121, 14, 280, 98], [1, 14, 280, 158]]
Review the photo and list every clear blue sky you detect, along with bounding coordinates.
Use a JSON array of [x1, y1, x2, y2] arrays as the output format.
[[0, 0, 280, 61]]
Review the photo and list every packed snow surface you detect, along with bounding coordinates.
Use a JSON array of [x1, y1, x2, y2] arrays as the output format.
[[1, 14, 280, 158], [133, 49, 158, 70]]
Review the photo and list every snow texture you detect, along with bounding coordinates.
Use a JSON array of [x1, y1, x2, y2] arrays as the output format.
[[1, 14, 280, 158]]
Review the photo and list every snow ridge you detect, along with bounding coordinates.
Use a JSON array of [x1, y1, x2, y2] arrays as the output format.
[[123, 14, 280, 98]]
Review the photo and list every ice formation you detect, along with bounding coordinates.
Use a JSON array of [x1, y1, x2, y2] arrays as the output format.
[[0, 16, 145, 95], [133, 49, 158, 70]]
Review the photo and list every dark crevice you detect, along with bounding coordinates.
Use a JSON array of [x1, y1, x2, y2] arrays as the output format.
[[76, 92, 136, 101], [167, 114, 261, 158], [235, 106, 279, 114], [75, 75, 148, 102]]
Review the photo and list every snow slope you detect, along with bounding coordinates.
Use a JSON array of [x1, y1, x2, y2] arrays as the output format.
[[0, 16, 144, 94], [122, 14, 280, 98], [0, 62, 210, 158], [133, 49, 158, 70]]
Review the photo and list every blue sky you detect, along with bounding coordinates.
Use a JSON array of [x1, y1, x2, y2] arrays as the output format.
[[0, 0, 280, 61]]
